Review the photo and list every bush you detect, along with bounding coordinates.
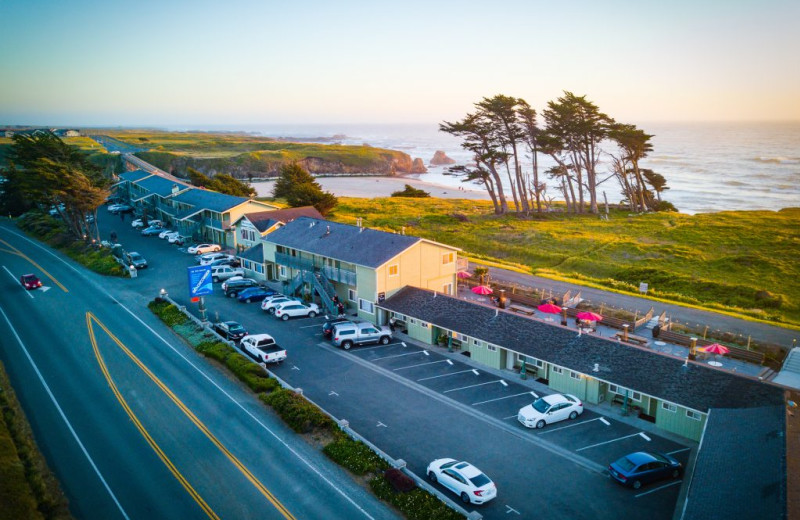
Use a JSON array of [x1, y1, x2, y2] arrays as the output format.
[[391, 184, 430, 198], [370, 475, 462, 520], [322, 435, 389, 476], [225, 353, 280, 393], [148, 300, 191, 327], [260, 389, 335, 434], [195, 340, 233, 363]]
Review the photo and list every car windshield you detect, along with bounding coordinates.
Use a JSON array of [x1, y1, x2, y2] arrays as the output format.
[[532, 398, 549, 414], [615, 456, 637, 471], [469, 473, 491, 487], [229, 324, 245, 333], [129, 254, 142, 260], [23, 275, 36, 282]]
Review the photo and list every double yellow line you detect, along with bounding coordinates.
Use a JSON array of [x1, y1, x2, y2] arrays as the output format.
[[0, 237, 68, 292], [87, 312, 295, 519]]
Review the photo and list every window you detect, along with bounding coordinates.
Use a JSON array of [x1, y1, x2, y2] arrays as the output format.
[[409, 318, 417, 325], [442, 282, 453, 295], [487, 344, 497, 352], [535, 359, 545, 368], [255, 264, 263, 273], [472, 338, 480, 346], [348, 289, 356, 302], [278, 265, 286, 278], [630, 392, 642, 402], [686, 410, 702, 421], [662, 402, 677, 413], [570, 371, 581, 380], [609, 384, 620, 394], [388, 264, 399, 277], [420, 322, 429, 329], [552, 366, 563, 375], [359, 299, 374, 314], [442, 252, 454, 264]]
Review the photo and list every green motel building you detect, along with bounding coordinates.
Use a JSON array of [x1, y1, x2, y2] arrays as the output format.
[[378, 286, 785, 442]]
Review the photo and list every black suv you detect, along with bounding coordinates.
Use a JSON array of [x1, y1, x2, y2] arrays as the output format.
[[224, 279, 260, 298]]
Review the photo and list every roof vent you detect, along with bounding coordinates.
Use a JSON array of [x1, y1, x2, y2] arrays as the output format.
[[495, 308, 498, 317], [309, 221, 314, 228], [326, 225, 330, 235], [593, 363, 599, 373], [433, 291, 437, 298], [359, 227, 364, 233], [171, 184, 179, 194]]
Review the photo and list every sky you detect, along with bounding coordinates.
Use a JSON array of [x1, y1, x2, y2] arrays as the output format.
[[1, 0, 799, 126]]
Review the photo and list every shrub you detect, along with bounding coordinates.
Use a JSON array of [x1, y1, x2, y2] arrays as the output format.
[[384, 468, 416, 492], [260, 389, 335, 434], [148, 300, 191, 327], [225, 353, 279, 393], [370, 475, 462, 520], [391, 184, 430, 198], [322, 436, 389, 476], [195, 340, 233, 363]]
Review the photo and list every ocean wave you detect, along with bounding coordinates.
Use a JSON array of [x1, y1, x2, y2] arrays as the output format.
[[751, 156, 800, 164]]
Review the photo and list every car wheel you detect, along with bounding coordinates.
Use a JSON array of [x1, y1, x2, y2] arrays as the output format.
[[536, 420, 546, 429], [460, 492, 470, 504], [428, 471, 437, 483], [229, 292, 237, 298], [671, 469, 680, 479], [246, 298, 252, 303], [281, 314, 289, 321], [268, 308, 276, 315], [632, 480, 642, 490], [212, 277, 219, 283], [569, 411, 578, 420], [308, 311, 317, 318], [379, 336, 390, 345], [342, 341, 353, 350]]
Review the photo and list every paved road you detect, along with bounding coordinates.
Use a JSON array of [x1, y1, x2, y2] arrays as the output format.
[[475, 263, 799, 347], [0, 221, 397, 520]]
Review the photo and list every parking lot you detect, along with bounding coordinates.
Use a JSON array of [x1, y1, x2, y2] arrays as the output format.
[[97, 210, 695, 520]]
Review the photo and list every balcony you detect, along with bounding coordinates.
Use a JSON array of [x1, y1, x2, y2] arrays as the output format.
[[274, 252, 357, 286]]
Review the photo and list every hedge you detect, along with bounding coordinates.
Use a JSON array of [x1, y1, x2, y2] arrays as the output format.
[[370, 475, 463, 520], [322, 435, 389, 476], [259, 389, 336, 434]]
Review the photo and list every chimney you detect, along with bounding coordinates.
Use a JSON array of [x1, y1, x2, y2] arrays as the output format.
[[688, 337, 698, 360], [593, 363, 599, 372], [171, 184, 179, 195], [309, 221, 314, 228], [433, 291, 437, 298]]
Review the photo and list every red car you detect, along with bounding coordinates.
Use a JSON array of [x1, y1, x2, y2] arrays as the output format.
[[21, 274, 42, 290]]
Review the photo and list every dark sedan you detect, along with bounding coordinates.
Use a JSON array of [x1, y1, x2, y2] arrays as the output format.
[[608, 451, 682, 489], [213, 321, 248, 342], [237, 287, 278, 303]]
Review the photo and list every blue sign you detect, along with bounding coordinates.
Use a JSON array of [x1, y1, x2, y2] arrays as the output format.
[[187, 265, 213, 297]]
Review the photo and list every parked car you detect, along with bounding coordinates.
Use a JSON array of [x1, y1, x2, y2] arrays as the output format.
[[274, 302, 320, 320], [109, 204, 133, 214], [237, 287, 278, 303], [208, 257, 241, 268], [608, 452, 682, 489], [426, 459, 497, 505], [107, 203, 124, 213], [141, 225, 164, 236], [240, 334, 287, 364], [261, 296, 299, 313], [322, 317, 351, 338], [213, 321, 248, 342], [125, 252, 148, 269], [331, 322, 393, 350], [188, 243, 222, 255], [20, 273, 42, 290], [517, 393, 583, 429], [168, 234, 188, 245], [159, 229, 178, 239], [197, 253, 233, 266], [211, 265, 244, 282], [131, 218, 163, 229], [223, 279, 260, 298]]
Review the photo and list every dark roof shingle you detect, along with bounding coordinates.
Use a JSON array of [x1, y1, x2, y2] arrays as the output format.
[[119, 169, 152, 183], [238, 244, 265, 263], [170, 189, 249, 213], [242, 206, 324, 232], [134, 175, 190, 197]]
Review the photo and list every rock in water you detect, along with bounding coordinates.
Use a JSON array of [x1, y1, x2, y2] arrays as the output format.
[[411, 158, 427, 173], [430, 150, 456, 165]]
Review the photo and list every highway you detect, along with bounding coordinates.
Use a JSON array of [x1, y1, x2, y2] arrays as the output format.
[[0, 222, 398, 520]]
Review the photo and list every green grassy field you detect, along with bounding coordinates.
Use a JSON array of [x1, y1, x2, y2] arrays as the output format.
[[329, 198, 800, 326]]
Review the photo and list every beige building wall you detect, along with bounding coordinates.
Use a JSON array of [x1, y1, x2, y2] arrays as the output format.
[[376, 241, 458, 298]]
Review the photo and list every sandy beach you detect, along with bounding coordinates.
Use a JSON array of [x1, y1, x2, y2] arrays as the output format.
[[251, 175, 491, 200]]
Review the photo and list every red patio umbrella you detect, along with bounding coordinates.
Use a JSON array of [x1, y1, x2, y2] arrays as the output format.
[[699, 343, 730, 355], [456, 271, 472, 279], [471, 285, 493, 295], [537, 303, 562, 314], [576, 311, 603, 322]]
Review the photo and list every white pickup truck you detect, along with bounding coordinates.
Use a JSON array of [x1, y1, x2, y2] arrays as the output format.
[[240, 334, 287, 364]]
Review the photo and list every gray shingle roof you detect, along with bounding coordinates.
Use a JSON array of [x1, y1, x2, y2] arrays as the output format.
[[134, 175, 190, 197], [266, 217, 421, 268], [170, 189, 249, 213], [379, 286, 785, 412], [119, 169, 152, 183], [683, 406, 786, 520], [242, 206, 324, 232], [239, 244, 265, 263]]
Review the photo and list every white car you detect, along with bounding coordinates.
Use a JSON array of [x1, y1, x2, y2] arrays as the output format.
[[131, 218, 162, 229], [168, 234, 187, 244], [198, 253, 234, 266], [188, 243, 222, 255], [274, 302, 320, 320], [239, 334, 287, 364], [211, 265, 244, 282], [159, 229, 178, 239], [426, 459, 497, 505], [517, 393, 584, 429], [261, 296, 299, 313]]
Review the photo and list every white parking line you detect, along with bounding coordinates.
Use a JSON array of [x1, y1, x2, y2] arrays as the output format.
[[472, 391, 536, 406], [394, 359, 450, 371], [537, 417, 602, 434], [299, 324, 320, 329], [3, 266, 34, 299], [599, 417, 611, 426], [667, 447, 691, 456], [373, 350, 428, 361], [576, 432, 644, 452], [417, 369, 478, 382], [351, 343, 398, 352], [443, 379, 504, 394], [634, 480, 682, 498]]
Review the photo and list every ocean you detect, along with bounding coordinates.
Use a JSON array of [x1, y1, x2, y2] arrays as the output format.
[[166, 122, 800, 215]]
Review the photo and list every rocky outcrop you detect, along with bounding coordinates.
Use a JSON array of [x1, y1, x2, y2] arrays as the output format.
[[430, 150, 456, 165], [411, 158, 427, 173]]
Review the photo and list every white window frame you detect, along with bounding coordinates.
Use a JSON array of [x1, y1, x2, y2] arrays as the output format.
[[662, 402, 677, 413], [609, 384, 619, 394], [535, 358, 545, 368], [551, 366, 563, 375], [686, 409, 702, 421], [472, 338, 480, 346], [442, 282, 453, 295], [630, 392, 642, 402], [409, 318, 417, 325], [420, 322, 429, 329], [388, 264, 399, 277], [348, 289, 356, 302], [442, 252, 454, 265], [358, 298, 374, 314], [487, 344, 497, 352], [278, 265, 287, 278], [570, 371, 581, 380]]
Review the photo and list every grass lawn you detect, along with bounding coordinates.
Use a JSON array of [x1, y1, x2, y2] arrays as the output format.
[[330, 198, 800, 326]]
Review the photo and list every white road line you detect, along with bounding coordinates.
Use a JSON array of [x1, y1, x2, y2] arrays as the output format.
[[394, 359, 450, 371], [417, 369, 478, 382], [635, 480, 682, 498], [444, 379, 504, 394], [3, 266, 35, 299], [537, 417, 600, 434], [373, 350, 428, 360], [472, 391, 535, 406], [504, 414, 518, 420], [505, 505, 521, 515], [667, 447, 691, 456], [0, 305, 130, 519], [639, 432, 651, 441], [576, 432, 643, 452]]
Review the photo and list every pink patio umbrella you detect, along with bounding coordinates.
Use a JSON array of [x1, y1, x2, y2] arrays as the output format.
[[537, 303, 562, 314], [471, 285, 493, 295], [576, 311, 604, 322], [456, 271, 472, 279], [699, 344, 730, 355]]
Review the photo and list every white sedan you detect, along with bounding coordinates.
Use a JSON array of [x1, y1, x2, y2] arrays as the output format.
[[261, 296, 298, 313], [517, 393, 584, 429], [274, 302, 320, 320], [159, 229, 178, 239], [198, 253, 234, 266], [188, 243, 222, 255], [426, 459, 497, 504]]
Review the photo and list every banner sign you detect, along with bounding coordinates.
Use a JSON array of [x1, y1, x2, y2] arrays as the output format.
[[187, 265, 213, 297]]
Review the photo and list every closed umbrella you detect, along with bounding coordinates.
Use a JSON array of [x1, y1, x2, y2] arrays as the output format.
[[576, 311, 603, 322], [471, 285, 493, 295], [457, 271, 472, 279], [537, 303, 562, 314]]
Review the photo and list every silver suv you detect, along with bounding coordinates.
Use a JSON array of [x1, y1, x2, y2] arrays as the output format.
[[331, 321, 393, 350]]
